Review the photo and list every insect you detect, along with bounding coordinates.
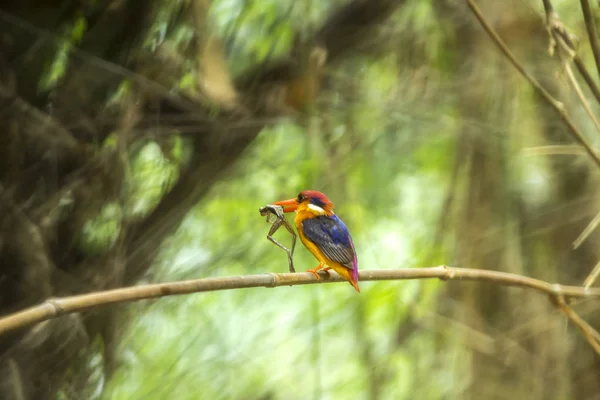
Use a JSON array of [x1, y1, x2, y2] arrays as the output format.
[[272, 190, 359, 292], [259, 204, 297, 273]]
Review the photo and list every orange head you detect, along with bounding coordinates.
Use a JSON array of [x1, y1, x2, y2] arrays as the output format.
[[273, 190, 334, 214]]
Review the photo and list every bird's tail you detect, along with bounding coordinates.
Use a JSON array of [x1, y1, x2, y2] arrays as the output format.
[[349, 244, 359, 293], [335, 264, 360, 293]]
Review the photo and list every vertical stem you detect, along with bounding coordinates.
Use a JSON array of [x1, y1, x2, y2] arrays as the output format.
[[580, 0, 600, 81]]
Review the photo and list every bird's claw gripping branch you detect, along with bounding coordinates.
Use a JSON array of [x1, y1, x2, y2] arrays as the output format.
[[259, 204, 297, 273]]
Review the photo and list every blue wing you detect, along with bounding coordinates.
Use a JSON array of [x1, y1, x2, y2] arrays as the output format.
[[301, 215, 356, 270]]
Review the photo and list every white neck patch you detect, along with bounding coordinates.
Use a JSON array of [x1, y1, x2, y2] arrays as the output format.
[[307, 204, 327, 215]]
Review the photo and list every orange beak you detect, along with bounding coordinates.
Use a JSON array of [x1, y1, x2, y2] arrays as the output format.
[[273, 198, 299, 213]]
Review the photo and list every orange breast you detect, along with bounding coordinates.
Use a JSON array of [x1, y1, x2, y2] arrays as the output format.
[[294, 209, 326, 261]]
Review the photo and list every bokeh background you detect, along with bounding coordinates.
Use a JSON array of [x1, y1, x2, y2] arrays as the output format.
[[1, 0, 600, 399]]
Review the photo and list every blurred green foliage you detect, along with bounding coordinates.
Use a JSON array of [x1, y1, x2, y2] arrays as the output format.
[[102, 116, 450, 398], [95, 0, 454, 394], [63, 0, 468, 398], [63, 0, 600, 398]]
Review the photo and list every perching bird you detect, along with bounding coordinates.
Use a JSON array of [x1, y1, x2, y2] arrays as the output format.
[[274, 190, 359, 292]]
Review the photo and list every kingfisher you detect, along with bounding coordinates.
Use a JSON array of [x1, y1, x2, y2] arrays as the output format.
[[273, 190, 360, 292]]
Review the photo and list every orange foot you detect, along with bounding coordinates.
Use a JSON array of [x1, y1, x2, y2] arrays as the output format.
[[322, 267, 332, 277], [307, 263, 326, 280]]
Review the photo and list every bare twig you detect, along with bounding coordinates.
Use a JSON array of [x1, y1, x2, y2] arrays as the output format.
[[555, 295, 600, 356], [466, 0, 600, 169], [541, 1, 600, 105], [565, 61, 600, 136], [547, 12, 600, 141], [580, 0, 600, 82], [539, 0, 600, 295], [584, 260, 600, 288], [468, 0, 600, 354], [2, 265, 600, 336], [573, 210, 600, 249], [522, 145, 588, 156], [573, 55, 600, 106], [540, 0, 600, 292], [545, 9, 600, 106]]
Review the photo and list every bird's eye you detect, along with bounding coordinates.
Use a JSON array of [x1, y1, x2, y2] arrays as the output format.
[[297, 194, 304, 203]]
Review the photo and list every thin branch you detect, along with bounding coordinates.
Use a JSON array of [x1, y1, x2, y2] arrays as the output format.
[[573, 210, 600, 249], [466, 0, 600, 169], [555, 295, 600, 356], [542, 0, 600, 105], [549, 13, 600, 139], [522, 145, 588, 156], [554, 25, 600, 106], [2, 265, 600, 336], [565, 61, 600, 136], [580, 0, 600, 82], [584, 260, 600, 288], [469, 1, 600, 352], [574, 55, 600, 106], [541, 0, 600, 297]]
